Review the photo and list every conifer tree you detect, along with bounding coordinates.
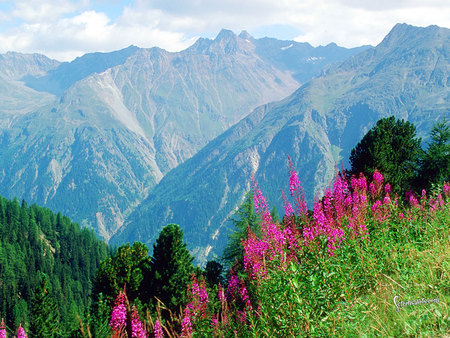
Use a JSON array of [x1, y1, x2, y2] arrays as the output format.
[[222, 192, 259, 269], [147, 224, 193, 313], [349, 116, 422, 196], [419, 119, 450, 189], [30, 274, 60, 337]]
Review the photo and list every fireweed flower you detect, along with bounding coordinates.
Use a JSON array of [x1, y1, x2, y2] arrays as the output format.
[[240, 282, 253, 312], [211, 316, 218, 328], [110, 292, 127, 332], [373, 170, 383, 185], [199, 279, 209, 304], [288, 156, 308, 216], [130, 306, 146, 338], [218, 283, 225, 304], [0, 319, 6, 338], [252, 174, 272, 223], [385, 183, 391, 194], [288, 156, 301, 196], [281, 189, 294, 217], [154, 320, 164, 338], [17, 325, 27, 338], [180, 308, 193, 337], [443, 182, 450, 197]]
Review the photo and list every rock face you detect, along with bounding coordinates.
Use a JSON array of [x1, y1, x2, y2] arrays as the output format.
[[0, 30, 366, 240], [112, 24, 450, 263]]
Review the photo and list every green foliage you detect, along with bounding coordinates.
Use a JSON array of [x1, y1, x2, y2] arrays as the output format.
[[350, 116, 422, 196], [147, 224, 194, 314], [418, 119, 450, 190], [204, 260, 224, 287], [0, 194, 109, 336], [93, 242, 150, 305], [30, 274, 60, 337], [222, 192, 259, 269]]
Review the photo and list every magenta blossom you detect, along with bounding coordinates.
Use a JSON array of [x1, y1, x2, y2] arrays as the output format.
[[0, 319, 6, 338], [17, 325, 27, 338], [154, 320, 164, 338], [130, 306, 146, 338]]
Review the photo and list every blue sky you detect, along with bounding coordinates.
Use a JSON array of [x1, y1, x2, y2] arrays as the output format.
[[0, 0, 448, 61]]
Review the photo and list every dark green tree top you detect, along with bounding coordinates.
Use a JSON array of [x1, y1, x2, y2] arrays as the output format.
[[147, 224, 194, 313], [349, 116, 422, 196]]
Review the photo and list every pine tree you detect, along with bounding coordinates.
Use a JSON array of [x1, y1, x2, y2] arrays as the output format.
[[349, 116, 422, 196], [147, 224, 194, 313], [419, 120, 450, 190], [30, 274, 60, 337], [222, 192, 259, 269]]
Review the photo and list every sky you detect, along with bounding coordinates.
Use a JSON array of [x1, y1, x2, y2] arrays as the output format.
[[0, 0, 449, 61]]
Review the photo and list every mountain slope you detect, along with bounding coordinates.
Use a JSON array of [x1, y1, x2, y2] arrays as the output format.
[[0, 30, 366, 240], [112, 24, 450, 262]]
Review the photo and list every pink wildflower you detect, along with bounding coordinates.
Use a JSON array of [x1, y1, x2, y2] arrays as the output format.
[[110, 292, 127, 332], [288, 156, 301, 196], [443, 182, 450, 197], [0, 319, 6, 338], [252, 174, 272, 223], [237, 310, 247, 324], [180, 308, 192, 337], [385, 183, 391, 194], [199, 279, 209, 304], [17, 325, 27, 338], [369, 182, 376, 196], [373, 170, 383, 184], [130, 306, 146, 338], [226, 275, 240, 298], [240, 283, 253, 312], [218, 283, 225, 304], [211, 316, 218, 328], [406, 190, 419, 208], [281, 189, 294, 217], [154, 320, 164, 338]]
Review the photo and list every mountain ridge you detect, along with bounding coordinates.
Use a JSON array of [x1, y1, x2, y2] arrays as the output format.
[[112, 23, 450, 263], [0, 29, 368, 241]]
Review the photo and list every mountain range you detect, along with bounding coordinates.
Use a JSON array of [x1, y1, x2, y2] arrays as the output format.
[[110, 23, 450, 262], [0, 29, 367, 241]]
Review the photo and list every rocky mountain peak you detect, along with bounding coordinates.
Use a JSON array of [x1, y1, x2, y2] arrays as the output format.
[[215, 28, 237, 41], [238, 30, 254, 41]]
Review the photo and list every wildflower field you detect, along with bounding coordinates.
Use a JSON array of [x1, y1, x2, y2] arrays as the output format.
[[108, 159, 449, 337]]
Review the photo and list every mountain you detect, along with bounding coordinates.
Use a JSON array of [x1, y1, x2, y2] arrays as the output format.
[[0, 31, 366, 240], [112, 24, 450, 262], [0, 52, 59, 120]]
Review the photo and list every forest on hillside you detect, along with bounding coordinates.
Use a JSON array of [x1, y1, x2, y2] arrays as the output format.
[[0, 117, 448, 337]]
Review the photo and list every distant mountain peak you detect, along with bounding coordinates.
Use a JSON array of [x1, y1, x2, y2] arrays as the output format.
[[239, 30, 254, 41], [379, 23, 448, 49], [215, 29, 237, 41]]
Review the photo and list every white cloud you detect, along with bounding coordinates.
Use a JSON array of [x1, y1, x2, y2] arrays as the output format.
[[0, 0, 448, 61]]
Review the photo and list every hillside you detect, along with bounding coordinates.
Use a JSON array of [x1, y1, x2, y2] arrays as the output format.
[[112, 24, 450, 262], [0, 31, 366, 240], [0, 194, 109, 335]]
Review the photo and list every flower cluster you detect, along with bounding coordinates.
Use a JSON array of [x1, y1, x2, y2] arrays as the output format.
[[17, 325, 27, 338], [0, 319, 5, 338], [153, 320, 164, 338], [0, 319, 27, 338], [109, 289, 148, 338], [110, 292, 127, 332], [130, 306, 146, 338]]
